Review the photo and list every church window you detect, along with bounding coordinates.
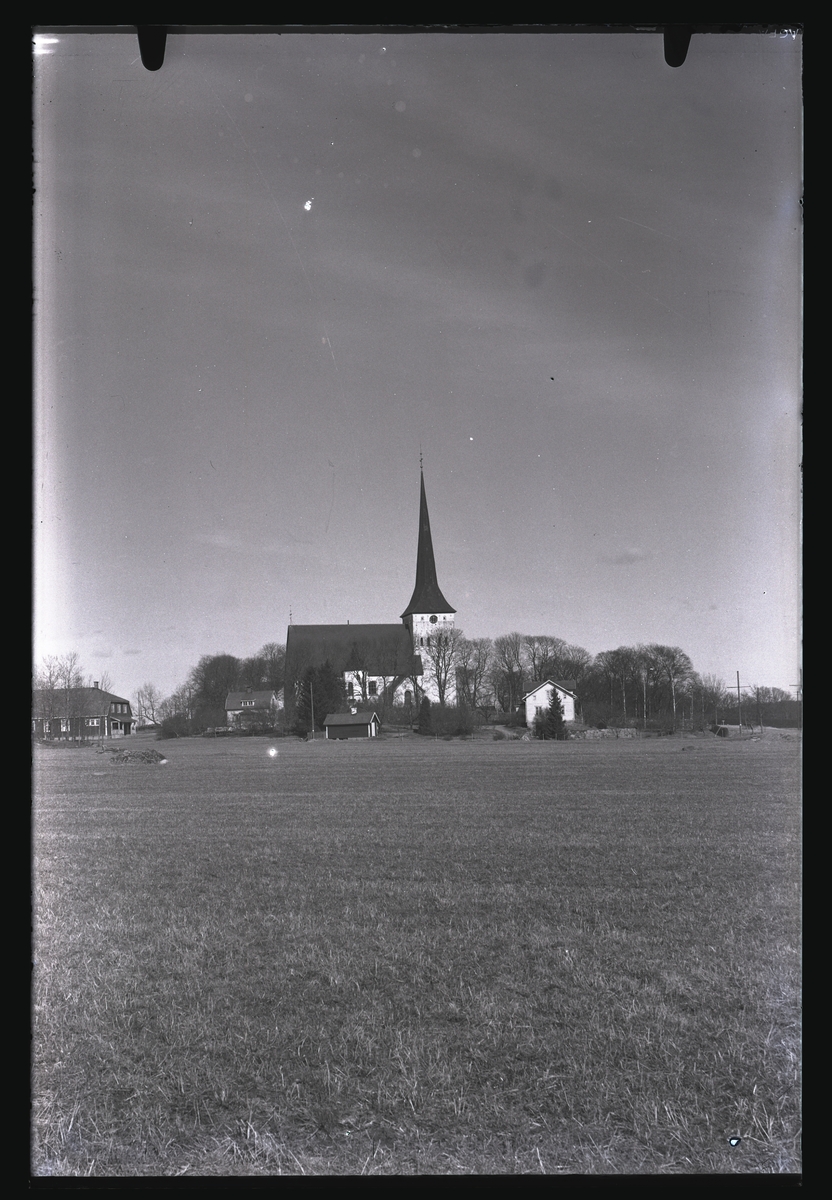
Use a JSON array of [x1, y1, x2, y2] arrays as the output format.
[[369, 680, 378, 696]]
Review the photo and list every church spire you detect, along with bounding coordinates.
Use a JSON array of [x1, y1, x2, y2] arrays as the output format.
[[401, 469, 456, 620]]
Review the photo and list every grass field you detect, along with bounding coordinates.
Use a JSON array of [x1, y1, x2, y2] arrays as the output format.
[[32, 732, 801, 1176]]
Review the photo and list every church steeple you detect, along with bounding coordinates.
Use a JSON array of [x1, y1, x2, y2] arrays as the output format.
[[401, 469, 456, 633]]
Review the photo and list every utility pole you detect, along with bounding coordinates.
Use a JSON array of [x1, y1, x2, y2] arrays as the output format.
[[790, 669, 802, 732], [736, 672, 743, 734], [309, 680, 315, 741]]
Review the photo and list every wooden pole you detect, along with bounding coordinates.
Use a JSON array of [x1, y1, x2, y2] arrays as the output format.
[[736, 672, 742, 734]]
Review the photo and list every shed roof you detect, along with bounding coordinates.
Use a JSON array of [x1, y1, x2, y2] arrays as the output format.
[[323, 711, 381, 727]]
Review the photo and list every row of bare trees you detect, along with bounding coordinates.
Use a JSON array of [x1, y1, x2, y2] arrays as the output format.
[[421, 632, 797, 730]]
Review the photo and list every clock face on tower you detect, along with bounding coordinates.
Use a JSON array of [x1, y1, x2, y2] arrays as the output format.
[[429, 615, 438, 623]]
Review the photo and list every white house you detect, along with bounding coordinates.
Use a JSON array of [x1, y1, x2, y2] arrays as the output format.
[[521, 680, 578, 729]]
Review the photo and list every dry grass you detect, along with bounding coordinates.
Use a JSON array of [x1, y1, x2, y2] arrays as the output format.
[[32, 735, 801, 1176]]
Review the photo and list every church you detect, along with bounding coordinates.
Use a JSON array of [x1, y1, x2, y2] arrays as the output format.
[[283, 469, 456, 722]]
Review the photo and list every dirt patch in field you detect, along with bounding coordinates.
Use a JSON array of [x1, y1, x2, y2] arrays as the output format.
[[109, 748, 168, 765]]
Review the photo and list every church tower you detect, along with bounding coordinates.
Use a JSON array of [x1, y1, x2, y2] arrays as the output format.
[[401, 469, 456, 652]]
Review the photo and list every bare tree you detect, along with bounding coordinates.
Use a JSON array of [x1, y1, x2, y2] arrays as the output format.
[[35, 656, 62, 722], [159, 684, 194, 724], [258, 642, 286, 692], [57, 652, 84, 692], [699, 674, 728, 726], [644, 644, 694, 730], [595, 646, 640, 724], [421, 626, 465, 707], [633, 645, 659, 725], [522, 635, 567, 683], [492, 633, 526, 714], [456, 637, 494, 715], [559, 644, 593, 689], [86, 670, 113, 693], [135, 683, 163, 725]]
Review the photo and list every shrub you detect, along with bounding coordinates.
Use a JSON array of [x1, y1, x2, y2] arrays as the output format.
[[426, 703, 480, 738], [157, 713, 190, 739], [418, 696, 432, 735]]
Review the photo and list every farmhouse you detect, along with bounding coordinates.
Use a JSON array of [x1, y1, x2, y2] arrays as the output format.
[[31, 682, 137, 740], [521, 680, 578, 728], [224, 687, 281, 730], [324, 710, 381, 739], [284, 469, 456, 723]]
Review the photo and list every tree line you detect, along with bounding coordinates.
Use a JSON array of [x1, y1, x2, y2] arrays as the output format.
[[34, 634, 799, 738], [144, 644, 286, 737]]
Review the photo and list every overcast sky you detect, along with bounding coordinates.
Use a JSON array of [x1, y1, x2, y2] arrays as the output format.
[[34, 29, 802, 700]]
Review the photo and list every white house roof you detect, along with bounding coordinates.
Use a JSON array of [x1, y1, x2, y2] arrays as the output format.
[[521, 679, 578, 702]]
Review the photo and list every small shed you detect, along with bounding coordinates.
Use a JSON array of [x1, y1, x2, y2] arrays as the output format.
[[324, 711, 381, 739]]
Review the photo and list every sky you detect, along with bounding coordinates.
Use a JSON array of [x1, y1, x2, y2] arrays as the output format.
[[34, 28, 802, 701]]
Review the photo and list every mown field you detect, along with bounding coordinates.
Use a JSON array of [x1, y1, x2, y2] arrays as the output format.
[[32, 733, 801, 1176]]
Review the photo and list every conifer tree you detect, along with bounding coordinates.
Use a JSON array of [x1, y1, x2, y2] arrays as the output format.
[[295, 661, 345, 733], [535, 687, 567, 740], [418, 695, 432, 736]]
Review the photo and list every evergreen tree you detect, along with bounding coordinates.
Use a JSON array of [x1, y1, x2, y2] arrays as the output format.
[[535, 686, 567, 740], [295, 660, 345, 733], [418, 695, 432, 736]]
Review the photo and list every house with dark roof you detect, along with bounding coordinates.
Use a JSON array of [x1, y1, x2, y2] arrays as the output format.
[[284, 469, 457, 725], [224, 688, 281, 729], [32, 683, 137, 740]]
